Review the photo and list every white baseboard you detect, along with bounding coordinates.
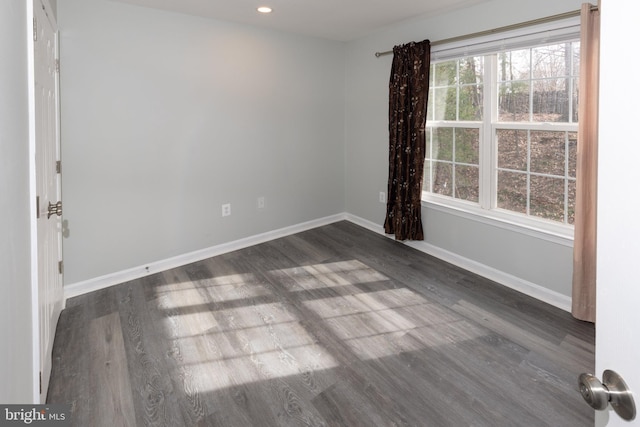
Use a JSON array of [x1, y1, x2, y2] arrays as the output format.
[[64, 213, 347, 301], [345, 214, 571, 312], [65, 211, 570, 313]]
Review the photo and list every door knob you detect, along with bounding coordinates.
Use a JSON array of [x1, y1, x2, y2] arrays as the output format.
[[47, 201, 62, 219], [578, 370, 636, 421]]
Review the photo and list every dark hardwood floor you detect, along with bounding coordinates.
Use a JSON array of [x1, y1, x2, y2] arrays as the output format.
[[47, 221, 595, 426]]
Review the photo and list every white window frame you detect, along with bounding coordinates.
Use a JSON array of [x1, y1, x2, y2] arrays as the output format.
[[422, 17, 580, 242]]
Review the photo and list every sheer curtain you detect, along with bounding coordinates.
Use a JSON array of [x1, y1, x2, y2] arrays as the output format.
[[384, 40, 431, 241], [572, 3, 600, 323]]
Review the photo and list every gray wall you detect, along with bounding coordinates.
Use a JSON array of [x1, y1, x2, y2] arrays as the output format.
[[344, 0, 583, 299], [0, 0, 36, 403], [49, 0, 56, 18], [59, 0, 346, 285], [59, 0, 584, 300]]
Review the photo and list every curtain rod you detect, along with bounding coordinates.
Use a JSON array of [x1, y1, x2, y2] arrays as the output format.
[[374, 4, 598, 58]]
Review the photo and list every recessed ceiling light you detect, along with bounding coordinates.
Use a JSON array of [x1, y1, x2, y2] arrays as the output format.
[[257, 6, 273, 14]]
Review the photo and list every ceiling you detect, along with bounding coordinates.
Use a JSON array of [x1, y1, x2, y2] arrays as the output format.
[[109, 0, 492, 42]]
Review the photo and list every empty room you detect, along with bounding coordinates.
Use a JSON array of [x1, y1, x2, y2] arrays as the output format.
[[3, 0, 640, 426]]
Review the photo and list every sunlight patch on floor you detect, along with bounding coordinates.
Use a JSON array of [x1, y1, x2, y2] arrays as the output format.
[[269, 260, 389, 291], [156, 296, 339, 393], [152, 259, 486, 392]]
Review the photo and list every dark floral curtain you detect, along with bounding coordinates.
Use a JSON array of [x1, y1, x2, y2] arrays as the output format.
[[384, 40, 431, 241]]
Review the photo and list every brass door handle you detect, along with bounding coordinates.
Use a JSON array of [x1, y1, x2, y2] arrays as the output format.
[[47, 201, 62, 219]]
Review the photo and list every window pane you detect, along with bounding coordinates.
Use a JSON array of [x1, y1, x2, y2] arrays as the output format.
[[433, 128, 453, 161], [532, 78, 569, 122], [433, 162, 453, 196], [423, 160, 433, 192], [530, 175, 564, 221], [455, 128, 479, 164], [427, 88, 435, 121], [429, 64, 434, 87], [498, 49, 530, 81], [499, 81, 530, 121], [572, 78, 579, 123], [459, 57, 483, 85], [532, 44, 570, 78], [459, 85, 483, 120], [572, 42, 581, 76], [456, 165, 479, 202], [568, 132, 577, 178], [498, 171, 527, 213], [568, 179, 576, 225], [530, 131, 565, 175], [433, 87, 457, 121], [497, 129, 527, 171], [434, 61, 457, 86]]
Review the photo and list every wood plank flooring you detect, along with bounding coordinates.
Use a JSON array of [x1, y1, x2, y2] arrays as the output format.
[[47, 221, 595, 426]]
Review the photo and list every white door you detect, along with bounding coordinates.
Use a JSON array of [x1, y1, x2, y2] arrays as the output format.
[[595, 0, 640, 425], [33, 0, 63, 402]]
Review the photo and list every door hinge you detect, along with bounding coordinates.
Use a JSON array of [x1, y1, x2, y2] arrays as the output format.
[[56, 160, 61, 174], [39, 371, 42, 395], [36, 196, 40, 219], [55, 59, 60, 73], [58, 260, 64, 275], [33, 17, 37, 42]]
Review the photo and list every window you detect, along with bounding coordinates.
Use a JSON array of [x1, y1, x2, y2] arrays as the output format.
[[423, 35, 580, 233]]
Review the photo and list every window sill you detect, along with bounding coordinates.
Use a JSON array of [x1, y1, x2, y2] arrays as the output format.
[[421, 195, 574, 247]]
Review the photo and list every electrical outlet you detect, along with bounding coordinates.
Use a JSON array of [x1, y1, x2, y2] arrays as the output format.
[[257, 196, 265, 209], [379, 192, 386, 203], [222, 203, 231, 217]]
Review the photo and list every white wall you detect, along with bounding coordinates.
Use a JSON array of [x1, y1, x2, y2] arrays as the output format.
[[0, 0, 36, 403], [58, 0, 346, 285], [345, 0, 584, 303]]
